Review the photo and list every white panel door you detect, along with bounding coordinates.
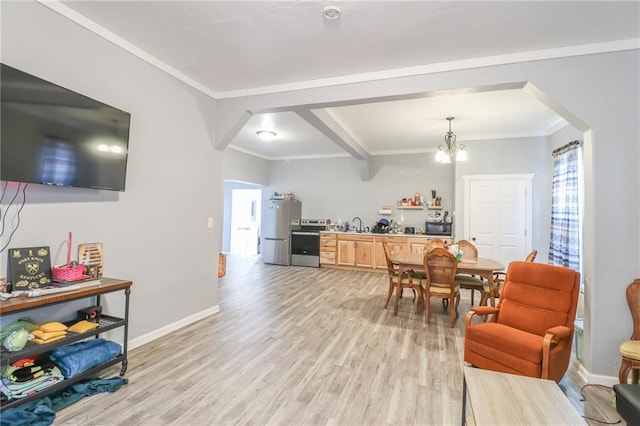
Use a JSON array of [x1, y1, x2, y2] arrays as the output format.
[[465, 175, 532, 268]]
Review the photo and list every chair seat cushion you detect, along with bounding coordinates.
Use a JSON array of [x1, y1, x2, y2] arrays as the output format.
[[465, 322, 544, 365], [428, 285, 460, 295], [391, 275, 413, 285], [482, 281, 501, 291], [620, 340, 640, 360], [455, 275, 484, 287], [418, 278, 460, 292]]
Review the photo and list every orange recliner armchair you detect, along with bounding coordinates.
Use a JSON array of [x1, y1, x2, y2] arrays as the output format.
[[464, 261, 580, 383]]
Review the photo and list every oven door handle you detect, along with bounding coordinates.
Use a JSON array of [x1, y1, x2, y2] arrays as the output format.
[[291, 231, 320, 236]]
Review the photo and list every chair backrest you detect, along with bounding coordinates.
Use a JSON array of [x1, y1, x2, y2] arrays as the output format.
[[525, 250, 538, 262], [423, 248, 458, 291], [626, 279, 640, 340], [457, 240, 478, 260], [498, 261, 580, 337], [424, 239, 446, 252], [381, 241, 395, 275]]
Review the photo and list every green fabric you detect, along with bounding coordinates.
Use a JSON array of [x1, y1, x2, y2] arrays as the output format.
[[3, 329, 30, 352], [0, 319, 37, 342]]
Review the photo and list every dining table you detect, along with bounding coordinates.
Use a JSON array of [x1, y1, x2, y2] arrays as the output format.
[[390, 252, 505, 306]]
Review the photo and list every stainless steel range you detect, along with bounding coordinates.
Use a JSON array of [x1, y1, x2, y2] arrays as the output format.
[[290, 219, 327, 267]]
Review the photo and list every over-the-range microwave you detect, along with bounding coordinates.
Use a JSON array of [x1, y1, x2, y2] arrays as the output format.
[[424, 221, 452, 236]]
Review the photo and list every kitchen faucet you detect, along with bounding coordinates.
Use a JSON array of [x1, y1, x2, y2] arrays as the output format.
[[352, 216, 362, 233]]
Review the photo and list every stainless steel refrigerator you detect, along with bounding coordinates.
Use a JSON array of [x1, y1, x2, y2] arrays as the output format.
[[261, 199, 302, 265]]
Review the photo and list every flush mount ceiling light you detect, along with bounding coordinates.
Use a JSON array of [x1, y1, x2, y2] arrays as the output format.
[[435, 117, 467, 164], [323, 6, 342, 20], [256, 130, 277, 142]]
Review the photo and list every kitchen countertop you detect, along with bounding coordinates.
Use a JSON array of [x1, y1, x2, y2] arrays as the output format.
[[319, 231, 451, 238]]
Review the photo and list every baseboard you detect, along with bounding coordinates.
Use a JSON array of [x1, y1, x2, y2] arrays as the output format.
[[574, 360, 590, 384], [129, 305, 220, 350], [572, 359, 619, 387], [586, 371, 620, 387]]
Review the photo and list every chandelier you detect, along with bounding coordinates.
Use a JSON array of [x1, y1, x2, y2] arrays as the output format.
[[435, 117, 467, 163]]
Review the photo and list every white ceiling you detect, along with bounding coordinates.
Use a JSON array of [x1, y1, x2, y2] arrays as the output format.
[[56, 1, 640, 160]]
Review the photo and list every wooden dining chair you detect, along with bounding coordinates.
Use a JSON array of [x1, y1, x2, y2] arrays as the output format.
[[479, 250, 537, 306], [409, 239, 445, 282], [421, 248, 460, 327], [454, 240, 484, 305], [382, 241, 422, 315], [424, 238, 446, 253], [619, 278, 640, 383]]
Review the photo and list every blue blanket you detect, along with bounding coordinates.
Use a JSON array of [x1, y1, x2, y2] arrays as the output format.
[[50, 339, 121, 378], [0, 377, 128, 426]]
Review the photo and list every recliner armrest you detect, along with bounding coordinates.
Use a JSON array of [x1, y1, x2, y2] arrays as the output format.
[[470, 306, 499, 316], [544, 325, 571, 343], [465, 306, 499, 328]]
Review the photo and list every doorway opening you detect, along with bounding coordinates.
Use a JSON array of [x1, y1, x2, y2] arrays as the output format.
[[230, 188, 261, 256], [222, 181, 262, 259]]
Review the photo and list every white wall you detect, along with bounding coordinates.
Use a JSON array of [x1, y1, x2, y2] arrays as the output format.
[[1, 2, 221, 343], [266, 154, 453, 230], [216, 49, 640, 381], [454, 136, 552, 260], [222, 148, 269, 186]]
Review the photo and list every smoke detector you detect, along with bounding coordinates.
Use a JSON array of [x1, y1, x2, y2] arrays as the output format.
[[323, 6, 342, 20]]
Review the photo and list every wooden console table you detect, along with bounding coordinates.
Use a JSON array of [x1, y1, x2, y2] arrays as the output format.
[[462, 366, 586, 425]]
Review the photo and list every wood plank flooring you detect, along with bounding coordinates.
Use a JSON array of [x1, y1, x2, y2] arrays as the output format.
[[55, 255, 624, 425]]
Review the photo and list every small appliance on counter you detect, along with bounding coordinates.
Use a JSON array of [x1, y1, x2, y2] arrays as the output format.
[[424, 221, 452, 236], [372, 218, 390, 234], [404, 227, 416, 234]]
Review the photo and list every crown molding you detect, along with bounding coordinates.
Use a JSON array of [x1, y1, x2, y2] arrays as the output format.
[[37, 0, 217, 99], [217, 38, 640, 99], [39, 1, 639, 103]]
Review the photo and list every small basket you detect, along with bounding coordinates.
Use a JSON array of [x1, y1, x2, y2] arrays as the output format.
[[52, 264, 86, 282]]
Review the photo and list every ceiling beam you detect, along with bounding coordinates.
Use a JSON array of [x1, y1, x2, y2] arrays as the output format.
[[294, 108, 370, 161], [215, 110, 252, 151], [356, 158, 372, 182]]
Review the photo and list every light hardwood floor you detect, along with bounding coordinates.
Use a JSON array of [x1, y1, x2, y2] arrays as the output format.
[[55, 255, 624, 425]]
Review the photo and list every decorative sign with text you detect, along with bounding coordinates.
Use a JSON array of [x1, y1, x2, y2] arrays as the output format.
[[78, 242, 104, 278], [8, 246, 53, 290]]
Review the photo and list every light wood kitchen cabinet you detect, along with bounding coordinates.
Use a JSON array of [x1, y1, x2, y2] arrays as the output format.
[[321, 232, 450, 272], [374, 237, 408, 270], [407, 237, 453, 254], [355, 240, 374, 268], [337, 239, 355, 266], [408, 237, 428, 254], [320, 233, 337, 265], [337, 235, 374, 267]]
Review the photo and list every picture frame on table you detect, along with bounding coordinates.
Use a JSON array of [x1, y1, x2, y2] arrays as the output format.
[[78, 243, 104, 278]]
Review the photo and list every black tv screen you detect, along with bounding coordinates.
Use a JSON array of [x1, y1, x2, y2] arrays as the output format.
[[1, 63, 131, 191]]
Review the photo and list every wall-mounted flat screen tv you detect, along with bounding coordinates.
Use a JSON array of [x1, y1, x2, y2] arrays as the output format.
[[1, 63, 131, 191]]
